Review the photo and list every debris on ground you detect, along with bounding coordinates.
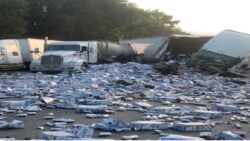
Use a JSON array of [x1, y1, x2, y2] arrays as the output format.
[[213, 131, 246, 140], [159, 134, 204, 140], [0, 61, 250, 140], [172, 121, 213, 132], [0, 120, 24, 129], [212, 103, 240, 113], [37, 124, 93, 140], [122, 135, 139, 140], [131, 120, 170, 130], [99, 132, 112, 137], [153, 60, 179, 75], [75, 105, 112, 113], [95, 118, 131, 132]]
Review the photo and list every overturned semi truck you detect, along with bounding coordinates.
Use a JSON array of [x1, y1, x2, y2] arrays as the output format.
[[30, 41, 135, 72]]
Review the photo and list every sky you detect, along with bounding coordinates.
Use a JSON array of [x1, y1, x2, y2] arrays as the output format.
[[129, 0, 250, 35]]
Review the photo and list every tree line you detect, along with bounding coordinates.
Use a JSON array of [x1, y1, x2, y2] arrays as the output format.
[[0, 0, 186, 41]]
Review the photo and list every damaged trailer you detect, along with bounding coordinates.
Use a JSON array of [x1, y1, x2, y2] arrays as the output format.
[[121, 35, 211, 63], [164, 35, 211, 56], [192, 30, 250, 71], [121, 37, 166, 55]]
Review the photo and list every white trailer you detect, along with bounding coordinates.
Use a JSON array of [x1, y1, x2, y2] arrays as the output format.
[[18, 38, 46, 67], [0, 38, 55, 70], [0, 39, 24, 69]]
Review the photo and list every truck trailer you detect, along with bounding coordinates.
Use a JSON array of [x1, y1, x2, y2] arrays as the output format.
[[30, 41, 135, 72], [0, 38, 55, 70]]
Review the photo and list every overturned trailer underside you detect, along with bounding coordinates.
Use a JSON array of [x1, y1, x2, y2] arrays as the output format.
[[192, 30, 250, 71]]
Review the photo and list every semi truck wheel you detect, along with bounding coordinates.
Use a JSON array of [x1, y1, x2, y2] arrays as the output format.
[[81, 62, 88, 70], [24, 62, 30, 69]]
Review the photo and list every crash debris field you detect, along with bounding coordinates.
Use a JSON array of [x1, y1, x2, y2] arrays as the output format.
[[1, 30, 250, 140], [0, 62, 250, 140]]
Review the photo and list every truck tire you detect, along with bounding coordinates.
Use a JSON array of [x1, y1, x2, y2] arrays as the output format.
[[24, 62, 30, 69], [81, 62, 88, 70]]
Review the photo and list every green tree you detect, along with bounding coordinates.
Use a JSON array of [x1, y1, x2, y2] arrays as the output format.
[[27, 0, 67, 39], [0, 0, 27, 38], [26, 0, 186, 41]]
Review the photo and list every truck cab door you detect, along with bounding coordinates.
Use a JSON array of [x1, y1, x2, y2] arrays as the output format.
[[81, 46, 89, 63]]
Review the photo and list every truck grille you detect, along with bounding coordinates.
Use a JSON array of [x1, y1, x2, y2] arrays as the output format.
[[41, 55, 63, 67]]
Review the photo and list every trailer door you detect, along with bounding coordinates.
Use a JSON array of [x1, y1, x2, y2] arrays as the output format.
[[6, 40, 23, 64], [27, 39, 44, 61], [0, 47, 7, 64], [17, 39, 31, 63]]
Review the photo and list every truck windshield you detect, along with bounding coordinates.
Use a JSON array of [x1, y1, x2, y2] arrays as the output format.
[[47, 45, 81, 51]]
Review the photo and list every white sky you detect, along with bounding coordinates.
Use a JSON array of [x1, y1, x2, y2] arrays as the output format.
[[129, 0, 250, 35]]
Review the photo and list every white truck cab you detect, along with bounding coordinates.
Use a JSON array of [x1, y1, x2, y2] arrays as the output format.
[[30, 41, 98, 72]]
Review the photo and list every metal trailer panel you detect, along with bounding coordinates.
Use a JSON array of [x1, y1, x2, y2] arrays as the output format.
[[17, 39, 30, 63], [121, 36, 211, 63], [0, 40, 23, 67], [0, 40, 9, 65], [143, 37, 169, 63], [166, 36, 212, 55], [121, 37, 165, 55], [122, 36, 170, 63], [18, 38, 45, 63], [193, 30, 250, 68], [202, 30, 250, 58], [129, 43, 149, 54], [26, 38, 45, 61]]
